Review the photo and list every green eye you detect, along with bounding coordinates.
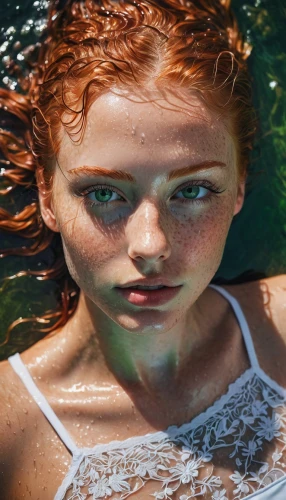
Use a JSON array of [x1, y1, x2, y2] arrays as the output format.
[[181, 186, 200, 199], [94, 188, 113, 203]]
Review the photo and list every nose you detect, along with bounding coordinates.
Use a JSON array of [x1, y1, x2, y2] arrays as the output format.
[[126, 200, 171, 264]]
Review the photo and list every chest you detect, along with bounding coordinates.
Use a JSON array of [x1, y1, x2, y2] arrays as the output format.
[[12, 372, 286, 500]]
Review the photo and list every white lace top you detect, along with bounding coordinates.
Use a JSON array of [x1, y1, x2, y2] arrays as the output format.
[[8, 284, 286, 500]]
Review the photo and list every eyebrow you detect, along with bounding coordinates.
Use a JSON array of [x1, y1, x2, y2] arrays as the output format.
[[68, 160, 227, 182]]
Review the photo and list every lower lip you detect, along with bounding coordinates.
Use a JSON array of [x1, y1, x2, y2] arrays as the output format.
[[115, 286, 182, 306]]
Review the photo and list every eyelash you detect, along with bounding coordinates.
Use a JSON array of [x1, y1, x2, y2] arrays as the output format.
[[80, 180, 225, 209]]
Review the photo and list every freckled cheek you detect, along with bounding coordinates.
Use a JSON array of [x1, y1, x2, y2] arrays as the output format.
[[57, 211, 122, 284], [172, 203, 232, 270], [62, 230, 120, 272]]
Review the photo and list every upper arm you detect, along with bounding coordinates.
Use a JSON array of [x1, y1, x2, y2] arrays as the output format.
[[0, 360, 24, 494]]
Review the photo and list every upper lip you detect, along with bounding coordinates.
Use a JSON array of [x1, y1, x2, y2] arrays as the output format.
[[117, 278, 180, 288]]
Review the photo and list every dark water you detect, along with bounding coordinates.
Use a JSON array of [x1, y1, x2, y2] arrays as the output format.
[[0, 0, 285, 359]]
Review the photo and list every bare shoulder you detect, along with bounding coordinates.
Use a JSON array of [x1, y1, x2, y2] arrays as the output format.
[[221, 274, 286, 385], [0, 357, 24, 438], [222, 274, 286, 330], [0, 356, 35, 493]]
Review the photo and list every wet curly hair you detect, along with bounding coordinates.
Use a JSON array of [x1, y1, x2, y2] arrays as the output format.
[[0, 0, 257, 348]]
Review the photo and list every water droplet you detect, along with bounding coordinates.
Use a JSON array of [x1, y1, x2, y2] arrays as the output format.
[[269, 81, 277, 90], [0, 42, 9, 55], [140, 132, 145, 144], [2, 76, 17, 90], [2, 55, 11, 66], [5, 26, 16, 36]]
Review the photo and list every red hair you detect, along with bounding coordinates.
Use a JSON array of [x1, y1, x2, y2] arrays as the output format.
[[0, 0, 256, 350]]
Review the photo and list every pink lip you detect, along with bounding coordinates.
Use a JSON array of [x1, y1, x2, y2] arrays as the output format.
[[115, 286, 182, 306]]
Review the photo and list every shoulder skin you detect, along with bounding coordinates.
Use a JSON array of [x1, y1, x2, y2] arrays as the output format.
[[223, 274, 286, 386]]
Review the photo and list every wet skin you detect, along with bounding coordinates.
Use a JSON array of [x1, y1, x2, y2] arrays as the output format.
[[0, 90, 286, 499], [36, 90, 246, 397]]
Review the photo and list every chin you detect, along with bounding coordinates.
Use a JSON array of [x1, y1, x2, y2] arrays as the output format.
[[113, 309, 185, 335]]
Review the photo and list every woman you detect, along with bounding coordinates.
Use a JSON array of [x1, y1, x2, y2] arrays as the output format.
[[0, 0, 285, 498]]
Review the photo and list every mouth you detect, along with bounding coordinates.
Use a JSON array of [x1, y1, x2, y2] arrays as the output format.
[[115, 285, 182, 307], [127, 285, 166, 290]]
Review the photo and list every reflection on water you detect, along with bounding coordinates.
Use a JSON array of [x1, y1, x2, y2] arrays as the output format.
[[0, 0, 285, 357]]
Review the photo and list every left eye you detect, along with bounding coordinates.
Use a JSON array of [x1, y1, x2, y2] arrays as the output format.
[[173, 185, 209, 200]]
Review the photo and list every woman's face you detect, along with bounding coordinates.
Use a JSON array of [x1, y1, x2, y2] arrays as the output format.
[[39, 91, 245, 334]]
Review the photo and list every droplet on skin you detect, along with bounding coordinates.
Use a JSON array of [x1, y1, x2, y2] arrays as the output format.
[[140, 132, 145, 144]]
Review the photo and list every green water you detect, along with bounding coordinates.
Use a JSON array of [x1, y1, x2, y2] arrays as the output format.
[[0, 0, 285, 359]]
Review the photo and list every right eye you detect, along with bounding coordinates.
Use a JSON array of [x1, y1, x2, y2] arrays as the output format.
[[81, 185, 125, 208]]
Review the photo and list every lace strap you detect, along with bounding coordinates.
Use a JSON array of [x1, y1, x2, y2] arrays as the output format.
[[8, 353, 78, 454], [209, 284, 260, 372]]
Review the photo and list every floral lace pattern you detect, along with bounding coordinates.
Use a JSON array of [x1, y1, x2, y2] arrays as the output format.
[[61, 370, 286, 500]]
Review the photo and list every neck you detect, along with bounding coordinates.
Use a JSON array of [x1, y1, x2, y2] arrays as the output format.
[[53, 287, 224, 390], [38, 286, 249, 427]]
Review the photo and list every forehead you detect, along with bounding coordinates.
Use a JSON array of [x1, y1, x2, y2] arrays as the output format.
[[58, 90, 235, 171]]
